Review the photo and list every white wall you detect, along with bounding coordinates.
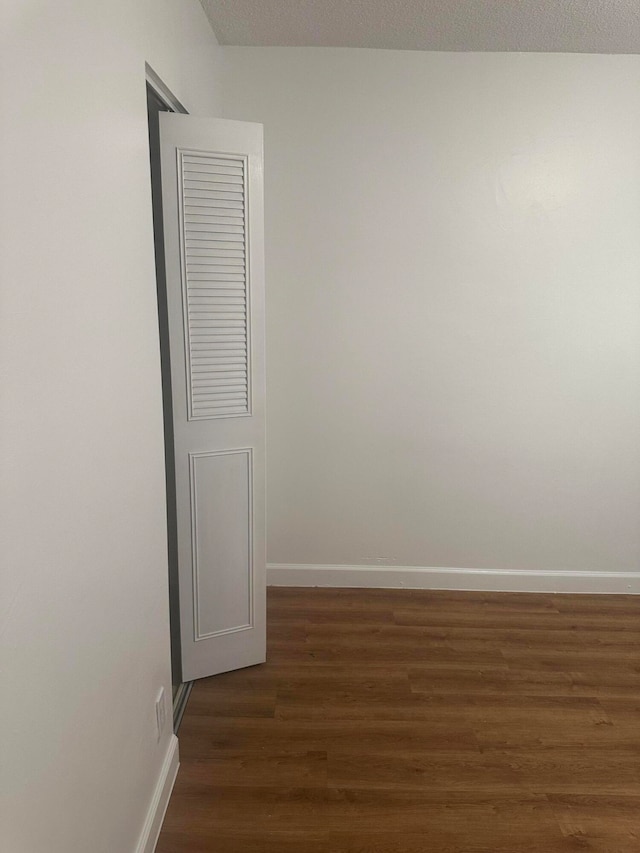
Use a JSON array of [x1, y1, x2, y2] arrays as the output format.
[[221, 48, 640, 577], [0, 2, 220, 850]]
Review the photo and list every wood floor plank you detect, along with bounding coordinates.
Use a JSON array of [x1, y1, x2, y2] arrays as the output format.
[[326, 749, 525, 791], [547, 794, 640, 851], [185, 670, 278, 718], [158, 788, 570, 853], [394, 608, 640, 631], [470, 708, 640, 751], [390, 625, 640, 648], [177, 716, 480, 759], [157, 587, 640, 852], [408, 664, 577, 695], [170, 751, 328, 788]]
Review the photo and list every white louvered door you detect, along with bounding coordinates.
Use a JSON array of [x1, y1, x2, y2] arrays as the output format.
[[159, 114, 265, 681]]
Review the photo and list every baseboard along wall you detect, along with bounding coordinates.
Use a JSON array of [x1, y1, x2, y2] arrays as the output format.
[[267, 564, 640, 595], [135, 734, 179, 853]]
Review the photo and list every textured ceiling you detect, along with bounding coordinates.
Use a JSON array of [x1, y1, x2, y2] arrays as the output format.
[[199, 0, 640, 53]]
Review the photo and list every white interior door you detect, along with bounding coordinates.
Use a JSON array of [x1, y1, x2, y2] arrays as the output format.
[[159, 114, 265, 682]]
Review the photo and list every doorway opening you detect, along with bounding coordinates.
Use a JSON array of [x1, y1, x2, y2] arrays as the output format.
[[145, 67, 192, 730], [145, 73, 267, 716]]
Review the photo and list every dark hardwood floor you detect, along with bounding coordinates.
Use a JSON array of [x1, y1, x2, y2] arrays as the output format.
[[157, 587, 640, 852]]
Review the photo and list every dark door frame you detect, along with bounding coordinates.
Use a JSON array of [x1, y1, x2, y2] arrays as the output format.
[[145, 64, 192, 731]]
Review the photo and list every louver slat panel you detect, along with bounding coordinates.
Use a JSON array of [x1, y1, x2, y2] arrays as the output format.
[[181, 152, 250, 419]]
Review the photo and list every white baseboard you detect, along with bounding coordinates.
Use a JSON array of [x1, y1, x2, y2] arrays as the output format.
[[267, 563, 640, 594], [135, 734, 179, 853]]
